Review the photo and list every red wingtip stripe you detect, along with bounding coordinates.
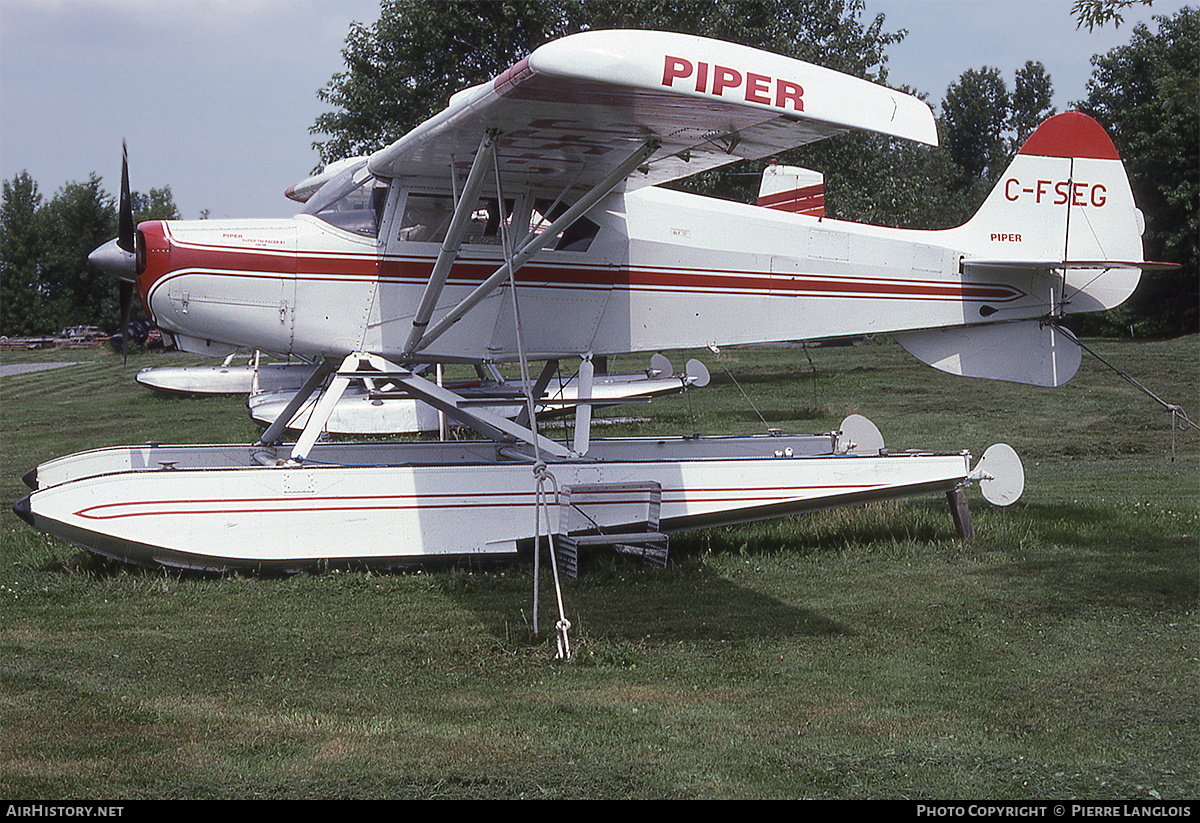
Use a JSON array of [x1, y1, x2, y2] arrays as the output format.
[[1018, 111, 1121, 160]]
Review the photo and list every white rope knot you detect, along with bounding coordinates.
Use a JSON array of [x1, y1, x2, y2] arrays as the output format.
[[531, 458, 568, 656], [555, 618, 573, 660]]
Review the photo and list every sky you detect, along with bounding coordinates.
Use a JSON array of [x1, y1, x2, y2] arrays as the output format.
[[0, 0, 1188, 222]]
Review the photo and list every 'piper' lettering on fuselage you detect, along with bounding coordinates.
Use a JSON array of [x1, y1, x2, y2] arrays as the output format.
[[662, 55, 804, 111]]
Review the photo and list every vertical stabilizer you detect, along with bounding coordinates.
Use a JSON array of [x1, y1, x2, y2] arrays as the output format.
[[952, 111, 1146, 312], [757, 165, 825, 216]]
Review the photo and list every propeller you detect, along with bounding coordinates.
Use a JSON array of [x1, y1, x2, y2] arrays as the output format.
[[117, 142, 135, 364], [87, 141, 139, 364]]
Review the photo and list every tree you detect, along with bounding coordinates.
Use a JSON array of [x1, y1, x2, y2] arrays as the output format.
[[799, 129, 972, 229], [1, 172, 50, 335], [133, 186, 181, 223], [940, 67, 1012, 183], [1009, 60, 1056, 150], [312, 0, 567, 165], [0, 171, 181, 336], [1076, 7, 1198, 336], [39, 176, 119, 331]]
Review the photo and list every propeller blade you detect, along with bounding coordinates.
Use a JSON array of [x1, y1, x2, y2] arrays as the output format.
[[117, 140, 134, 254], [118, 141, 135, 364]]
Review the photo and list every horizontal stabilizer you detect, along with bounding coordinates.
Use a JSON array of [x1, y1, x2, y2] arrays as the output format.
[[962, 259, 1179, 272], [894, 320, 1080, 387]]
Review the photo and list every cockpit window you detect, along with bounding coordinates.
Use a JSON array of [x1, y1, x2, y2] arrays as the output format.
[[391, 192, 601, 252], [302, 161, 388, 237]]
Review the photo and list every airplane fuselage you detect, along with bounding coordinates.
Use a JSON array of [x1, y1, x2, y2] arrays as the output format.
[[135, 183, 1053, 365]]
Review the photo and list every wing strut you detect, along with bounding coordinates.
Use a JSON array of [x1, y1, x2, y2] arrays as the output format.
[[254, 357, 338, 447], [403, 131, 498, 356], [513, 359, 560, 429], [409, 138, 660, 354], [286, 353, 572, 463]]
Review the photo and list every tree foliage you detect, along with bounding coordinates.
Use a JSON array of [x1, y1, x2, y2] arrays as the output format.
[[1076, 7, 1198, 336], [1072, 0, 1160, 32], [0, 172, 178, 337], [941, 67, 1012, 182], [312, 0, 563, 165], [1010, 60, 1057, 149], [1, 172, 50, 335]]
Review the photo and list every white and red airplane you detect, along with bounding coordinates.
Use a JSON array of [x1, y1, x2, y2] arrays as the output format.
[[16, 30, 1163, 584]]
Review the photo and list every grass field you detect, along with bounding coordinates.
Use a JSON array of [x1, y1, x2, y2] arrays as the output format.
[[1, 336, 1196, 799]]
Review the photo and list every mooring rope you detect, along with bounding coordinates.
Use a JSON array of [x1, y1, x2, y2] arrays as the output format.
[[1060, 325, 1196, 461], [493, 151, 571, 658], [708, 343, 771, 431]]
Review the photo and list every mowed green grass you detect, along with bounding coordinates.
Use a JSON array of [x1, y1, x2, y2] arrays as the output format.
[[1, 337, 1196, 799]]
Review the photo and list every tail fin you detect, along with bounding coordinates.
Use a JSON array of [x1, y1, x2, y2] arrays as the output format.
[[952, 111, 1148, 313], [757, 165, 825, 217], [896, 113, 1162, 387]]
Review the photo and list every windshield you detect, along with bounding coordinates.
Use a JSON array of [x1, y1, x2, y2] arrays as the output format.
[[302, 161, 388, 237]]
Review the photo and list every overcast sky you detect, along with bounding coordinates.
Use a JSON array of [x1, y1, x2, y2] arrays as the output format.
[[0, 0, 1187, 222]]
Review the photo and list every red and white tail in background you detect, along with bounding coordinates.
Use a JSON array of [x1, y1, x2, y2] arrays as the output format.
[[896, 112, 1173, 388], [758, 164, 824, 217]]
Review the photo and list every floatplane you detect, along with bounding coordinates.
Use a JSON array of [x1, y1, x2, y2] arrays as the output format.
[[16, 31, 1162, 606], [136, 349, 710, 435], [134, 351, 311, 397], [245, 353, 709, 435]]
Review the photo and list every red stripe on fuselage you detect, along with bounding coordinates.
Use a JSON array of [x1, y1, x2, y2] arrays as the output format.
[[143, 227, 1027, 308]]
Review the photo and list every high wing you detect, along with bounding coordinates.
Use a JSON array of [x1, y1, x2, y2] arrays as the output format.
[[366, 29, 937, 193]]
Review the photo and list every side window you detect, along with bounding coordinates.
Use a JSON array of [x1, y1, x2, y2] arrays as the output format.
[[461, 199, 516, 246], [397, 194, 454, 242], [393, 192, 600, 252], [532, 199, 600, 252], [398, 196, 525, 246]]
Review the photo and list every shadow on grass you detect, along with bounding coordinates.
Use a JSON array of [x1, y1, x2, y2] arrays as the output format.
[[956, 500, 1200, 614], [671, 499, 963, 558], [436, 546, 854, 648]]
